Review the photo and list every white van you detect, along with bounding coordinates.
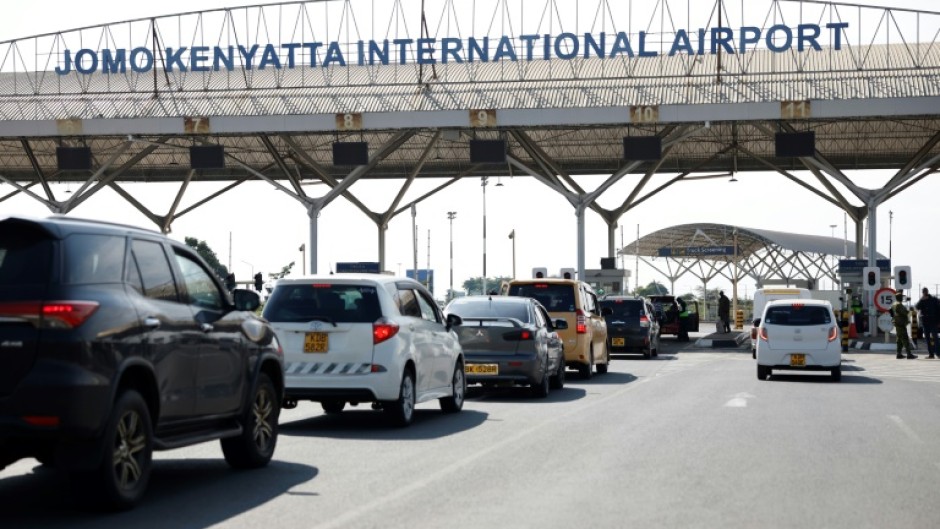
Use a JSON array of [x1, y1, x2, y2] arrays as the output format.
[[750, 287, 812, 357]]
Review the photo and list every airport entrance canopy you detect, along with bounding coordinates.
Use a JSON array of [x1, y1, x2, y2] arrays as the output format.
[[0, 0, 938, 291], [620, 222, 887, 295]]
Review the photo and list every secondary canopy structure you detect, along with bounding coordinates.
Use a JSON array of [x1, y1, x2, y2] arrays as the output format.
[[620, 222, 886, 294]]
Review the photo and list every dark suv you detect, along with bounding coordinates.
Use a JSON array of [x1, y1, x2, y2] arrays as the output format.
[[599, 296, 660, 359], [0, 215, 284, 510]]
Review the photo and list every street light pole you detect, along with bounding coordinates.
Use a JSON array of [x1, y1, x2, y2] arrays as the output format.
[[829, 224, 837, 290], [447, 211, 456, 300], [509, 229, 516, 279], [482, 176, 488, 295]]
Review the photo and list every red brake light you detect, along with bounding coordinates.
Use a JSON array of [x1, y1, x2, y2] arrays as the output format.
[[373, 319, 400, 344], [502, 330, 534, 341], [639, 315, 650, 328], [0, 301, 99, 329], [828, 326, 839, 342], [23, 416, 60, 427], [759, 327, 768, 341], [576, 309, 587, 334]]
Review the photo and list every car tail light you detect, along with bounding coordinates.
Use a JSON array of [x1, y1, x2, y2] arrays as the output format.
[[828, 326, 839, 342], [503, 330, 533, 341], [373, 319, 400, 344], [759, 327, 769, 341], [23, 416, 60, 427], [0, 301, 99, 329], [639, 315, 650, 328], [576, 309, 587, 334]]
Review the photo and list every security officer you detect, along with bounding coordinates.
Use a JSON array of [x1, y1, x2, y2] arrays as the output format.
[[891, 291, 917, 359], [915, 287, 940, 359], [677, 297, 690, 342]]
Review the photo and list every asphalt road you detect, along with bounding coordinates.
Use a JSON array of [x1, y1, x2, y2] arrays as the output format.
[[3, 333, 940, 529]]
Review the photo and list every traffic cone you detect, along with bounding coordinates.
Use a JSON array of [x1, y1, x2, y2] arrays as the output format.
[[848, 321, 858, 339]]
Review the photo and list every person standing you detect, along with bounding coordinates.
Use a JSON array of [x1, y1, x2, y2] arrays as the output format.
[[891, 292, 917, 359], [677, 297, 690, 342], [718, 291, 731, 333], [915, 287, 940, 359]]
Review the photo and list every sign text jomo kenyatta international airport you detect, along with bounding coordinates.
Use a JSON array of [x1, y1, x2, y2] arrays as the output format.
[[55, 23, 849, 75]]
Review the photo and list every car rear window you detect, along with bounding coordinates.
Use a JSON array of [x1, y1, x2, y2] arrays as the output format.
[[63, 234, 126, 284], [447, 299, 530, 322], [508, 283, 576, 312], [0, 224, 51, 288], [600, 299, 645, 318], [764, 305, 831, 326], [263, 283, 381, 323]]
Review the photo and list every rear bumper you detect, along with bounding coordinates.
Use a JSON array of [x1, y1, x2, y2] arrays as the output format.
[[0, 360, 112, 468], [756, 349, 842, 369], [608, 335, 650, 352], [464, 354, 541, 385], [284, 369, 401, 401]]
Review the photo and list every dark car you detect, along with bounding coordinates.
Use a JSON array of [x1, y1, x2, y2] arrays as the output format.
[[445, 296, 567, 397], [648, 295, 700, 338], [599, 296, 660, 359], [0, 215, 284, 510]]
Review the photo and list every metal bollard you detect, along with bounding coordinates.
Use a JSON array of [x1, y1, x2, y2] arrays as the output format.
[[734, 309, 744, 330]]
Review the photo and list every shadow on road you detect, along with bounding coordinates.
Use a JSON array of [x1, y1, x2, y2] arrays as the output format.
[[610, 353, 677, 362], [567, 371, 638, 386], [466, 385, 587, 403], [0, 458, 316, 528], [765, 373, 883, 384], [279, 408, 489, 440]]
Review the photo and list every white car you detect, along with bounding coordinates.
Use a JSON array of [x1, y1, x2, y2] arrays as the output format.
[[755, 299, 842, 381], [262, 274, 465, 426]]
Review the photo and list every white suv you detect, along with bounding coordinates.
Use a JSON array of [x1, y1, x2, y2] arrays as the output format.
[[755, 299, 842, 382], [262, 274, 465, 426]]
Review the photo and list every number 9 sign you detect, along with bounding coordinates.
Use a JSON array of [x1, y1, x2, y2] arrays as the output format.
[[873, 287, 895, 312]]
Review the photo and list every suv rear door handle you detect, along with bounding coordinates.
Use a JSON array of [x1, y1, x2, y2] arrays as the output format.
[[200, 323, 214, 333], [143, 317, 160, 330]]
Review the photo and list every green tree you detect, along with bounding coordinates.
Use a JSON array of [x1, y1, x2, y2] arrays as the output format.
[[636, 281, 669, 296], [270, 262, 295, 280], [462, 276, 512, 295], [185, 237, 228, 279]]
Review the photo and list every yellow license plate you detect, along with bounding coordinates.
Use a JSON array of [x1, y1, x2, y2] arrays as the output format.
[[465, 364, 498, 375], [304, 332, 328, 353], [612, 337, 625, 346], [790, 353, 806, 367]]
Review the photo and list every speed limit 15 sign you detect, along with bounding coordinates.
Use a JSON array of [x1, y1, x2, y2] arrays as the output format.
[[874, 288, 896, 312]]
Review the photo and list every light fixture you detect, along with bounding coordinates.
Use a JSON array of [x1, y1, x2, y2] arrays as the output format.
[[495, 176, 504, 187], [729, 174, 738, 183]]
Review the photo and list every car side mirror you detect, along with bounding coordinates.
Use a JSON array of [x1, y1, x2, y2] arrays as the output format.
[[446, 313, 463, 330], [233, 289, 261, 312], [553, 318, 569, 330]]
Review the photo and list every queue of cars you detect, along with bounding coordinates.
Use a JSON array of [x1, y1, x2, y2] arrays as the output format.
[[0, 217, 842, 511]]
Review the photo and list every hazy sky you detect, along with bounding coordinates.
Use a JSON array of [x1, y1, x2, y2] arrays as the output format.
[[1, 0, 937, 299]]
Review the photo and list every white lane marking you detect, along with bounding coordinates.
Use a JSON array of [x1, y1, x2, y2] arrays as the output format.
[[888, 415, 925, 444], [724, 392, 756, 408]]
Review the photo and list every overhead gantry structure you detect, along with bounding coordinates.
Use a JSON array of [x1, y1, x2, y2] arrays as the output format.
[[0, 0, 938, 305]]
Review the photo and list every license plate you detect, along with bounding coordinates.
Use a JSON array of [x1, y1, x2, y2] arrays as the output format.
[[612, 337, 625, 346], [465, 364, 498, 375], [790, 353, 805, 367], [304, 332, 328, 353]]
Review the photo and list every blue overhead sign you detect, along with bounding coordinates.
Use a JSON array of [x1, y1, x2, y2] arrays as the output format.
[[658, 246, 734, 257], [838, 259, 890, 275], [335, 262, 381, 274]]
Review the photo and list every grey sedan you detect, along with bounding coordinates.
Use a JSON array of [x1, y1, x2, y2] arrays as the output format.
[[445, 296, 567, 398]]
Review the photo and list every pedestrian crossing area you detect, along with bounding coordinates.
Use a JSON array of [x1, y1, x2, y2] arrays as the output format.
[[842, 354, 940, 383]]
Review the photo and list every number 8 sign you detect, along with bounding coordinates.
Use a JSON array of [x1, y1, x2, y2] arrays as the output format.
[[874, 287, 896, 312]]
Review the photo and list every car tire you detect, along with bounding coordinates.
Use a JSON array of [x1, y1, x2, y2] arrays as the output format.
[[530, 367, 550, 398], [596, 351, 609, 374], [579, 349, 594, 380], [221, 372, 279, 469], [757, 365, 770, 380], [384, 369, 416, 427], [440, 361, 466, 413], [830, 366, 842, 382], [71, 389, 153, 511], [550, 357, 566, 390], [321, 400, 346, 414]]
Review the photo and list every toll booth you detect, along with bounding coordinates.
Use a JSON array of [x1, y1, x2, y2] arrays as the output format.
[[584, 258, 632, 297]]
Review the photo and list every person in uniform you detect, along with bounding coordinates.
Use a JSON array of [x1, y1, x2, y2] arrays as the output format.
[[891, 291, 917, 359], [915, 287, 940, 359], [718, 291, 731, 333]]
